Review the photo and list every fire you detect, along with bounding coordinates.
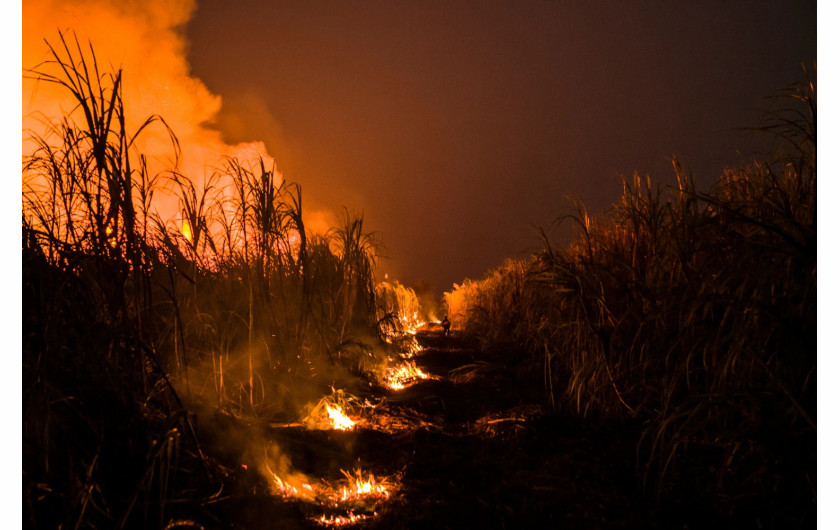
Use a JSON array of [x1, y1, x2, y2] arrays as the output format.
[[383, 360, 429, 390], [181, 220, 192, 242], [267, 467, 393, 504], [269, 472, 315, 501], [302, 390, 360, 431], [334, 468, 391, 503], [325, 403, 355, 431], [266, 464, 396, 527], [400, 311, 424, 335], [376, 280, 426, 340], [314, 512, 372, 526]]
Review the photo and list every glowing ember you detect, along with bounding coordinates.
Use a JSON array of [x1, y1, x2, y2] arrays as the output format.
[[325, 403, 355, 431], [383, 360, 429, 390]]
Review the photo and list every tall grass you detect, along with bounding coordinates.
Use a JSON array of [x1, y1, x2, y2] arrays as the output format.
[[22, 32, 217, 528], [22, 33, 395, 527], [376, 278, 423, 333], [445, 74, 816, 521]]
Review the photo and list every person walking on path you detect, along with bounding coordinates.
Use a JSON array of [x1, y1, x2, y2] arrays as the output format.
[[441, 316, 451, 336]]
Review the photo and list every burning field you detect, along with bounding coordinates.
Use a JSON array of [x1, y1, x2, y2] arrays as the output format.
[[193, 327, 674, 529], [22, 18, 815, 529]]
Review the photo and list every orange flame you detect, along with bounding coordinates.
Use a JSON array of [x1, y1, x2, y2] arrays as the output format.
[[383, 361, 429, 390], [303, 390, 360, 431], [325, 403, 355, 431], [315, 512, 371, 526], [266, 464, 396, 527], [270, 473, 315, 501], [181, 220, 193, 242], [334, 468, 391, 503]]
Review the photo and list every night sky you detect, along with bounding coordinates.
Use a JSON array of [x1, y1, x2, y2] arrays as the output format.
[[184, 1, 815, 294], [20, 0, 816, 295]]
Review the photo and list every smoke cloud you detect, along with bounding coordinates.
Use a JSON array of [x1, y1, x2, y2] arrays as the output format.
[[23, 0, 274, 222]]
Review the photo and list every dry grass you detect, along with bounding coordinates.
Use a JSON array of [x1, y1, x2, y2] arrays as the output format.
[[444, 72, 816, 522], [22, 33, 396, 528]]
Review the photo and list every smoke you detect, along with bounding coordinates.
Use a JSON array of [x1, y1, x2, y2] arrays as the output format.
[[22, 0, 274, 221]]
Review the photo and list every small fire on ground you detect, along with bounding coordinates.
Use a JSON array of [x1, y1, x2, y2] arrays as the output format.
[[267, 465, 396, 526], [270, 466, 393, 503], [382, 360, 430, 390], [302, 390, 362, 431], [325, 403, 355, 430], [314, 512, 373, 527]]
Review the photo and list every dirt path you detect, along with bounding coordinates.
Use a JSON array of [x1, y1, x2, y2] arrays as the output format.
[[195, 327, 660, 529]]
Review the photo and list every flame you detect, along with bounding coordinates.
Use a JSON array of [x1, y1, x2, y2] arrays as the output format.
[[302, 390, 362, 431], [400, 311, 424, 335], [376, 280, 426, 341], [181, 220, 193, 242], [334, 468, 391, 503], [266, 464, 396, 527], [270, 473, 315, 501], [314, 512, 372, 527], [325, 403, 355, 431], [383, 360, 429, 390], [104, 224, 118, 247], [266, 466, 394, 503]]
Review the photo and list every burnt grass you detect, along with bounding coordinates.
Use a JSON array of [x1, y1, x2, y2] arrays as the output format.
[[188, 327, 812, 529]]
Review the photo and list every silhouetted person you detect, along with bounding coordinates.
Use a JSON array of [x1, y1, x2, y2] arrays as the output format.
[[441, 316, 451, 336]]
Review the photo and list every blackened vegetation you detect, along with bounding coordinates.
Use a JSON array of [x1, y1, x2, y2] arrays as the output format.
[[23, 35, 815, 529]]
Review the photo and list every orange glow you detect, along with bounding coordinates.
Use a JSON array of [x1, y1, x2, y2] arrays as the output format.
[[266, 466, 394, 502], [302, 390, 361, 431], [269, 472, 315, 501], [383, 360, 429, 390], [325, 403, 355, 431], [181, 220, 193, 242], [401, 311, 424, 335], [23, 0, 276, 231], [333, 468, 392, 503], [265, 463, 396, 527], [377, 280, 426, 342], [314, 512, 372, 527]]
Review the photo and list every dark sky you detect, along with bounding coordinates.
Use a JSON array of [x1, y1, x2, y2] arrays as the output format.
[[185, 0, 815, 295]]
